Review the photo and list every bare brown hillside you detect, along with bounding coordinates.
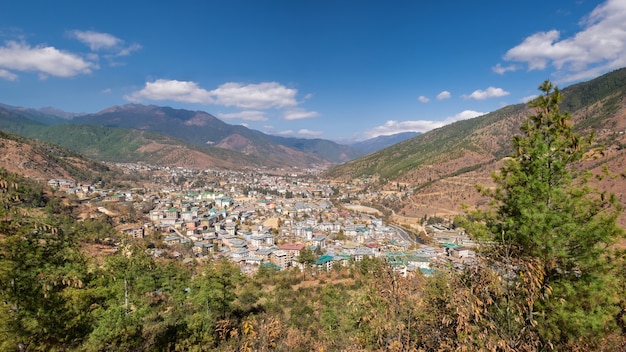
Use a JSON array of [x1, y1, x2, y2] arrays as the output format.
[[134, 138, 244, 170], [0, 135, 97, 181]]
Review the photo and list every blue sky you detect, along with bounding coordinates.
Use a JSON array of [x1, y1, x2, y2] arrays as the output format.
[[1, 0, 625, 141]]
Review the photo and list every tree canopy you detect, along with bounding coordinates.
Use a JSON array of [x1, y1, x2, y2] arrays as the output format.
[[459, 81, 624, 350]]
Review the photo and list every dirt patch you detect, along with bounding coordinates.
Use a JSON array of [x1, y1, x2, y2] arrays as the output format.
[[291, 277, 355, 290], [263, 217, 280, 228], [344, 204, 382, 216], [81, 242, 118, 264]]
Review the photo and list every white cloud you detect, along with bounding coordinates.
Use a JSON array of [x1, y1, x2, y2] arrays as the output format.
[[0, 40, 94, 78], [69, 30, 121, 50], [463, 86, 510, 100], [503, 0, 626, 81], [0, 68, 18, 81], [436, 91, 451, 100], [272, 130, 295, 136], [217, 110, 268, 121], [418, 95, 429, 103], [101, 88, 112, 94], [492, 63, 518, 74], [126, 79, 315, 117], [69, 30, 141, 57], [298, 129, 323, 137], [116, 43, 142, 57], [520, 94, 538, 103], [364, 110, 485, 138], [443, 110, 485, 124], [211, 82, 298, 109], [284, 109, 319, 120], [125, 79, 213, 103]]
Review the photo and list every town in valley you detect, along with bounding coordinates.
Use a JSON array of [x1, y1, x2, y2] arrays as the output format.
[[48, 162, 476, 276]]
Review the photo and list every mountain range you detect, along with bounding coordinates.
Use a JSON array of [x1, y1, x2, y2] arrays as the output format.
[[0, 103, 416, 170]]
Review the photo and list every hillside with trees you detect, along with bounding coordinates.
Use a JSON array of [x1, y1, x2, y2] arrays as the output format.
[[324, 68, 626, 226]]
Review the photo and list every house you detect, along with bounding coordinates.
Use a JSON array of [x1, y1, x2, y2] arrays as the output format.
[[181, 211, 194, 221], [164, 235, 182, 245], [342, 242, 358, 255], [365, 242, 382, 252], [353, 247, 374, 262], [229, 238, 247, 250], [48, 179, 75, 190], [270, 250, 290, 269], [193, 242, 213, 255], [404, 253, 431, 269], [316, 255, 334, 271], [200, 216, 216, 229], [278, 243, 306, 260], [103, 194, 125, 202], [334, 255, 350, 267], [293, 226, 304, 237], [164, 208, 179, 220], [244, 256, 264, 266], [344, 225, 357, 237], [225, 223, 237, 236], [450, 246, 475, 259], [250, 233, 274, 247], [355, 227, 370, 243], [231, 247, 250, 260], [319, 222, 334, 232], [254, 247, 275, 262], [121, 226, 144, 239], [312, 236, 327, 249], [149, 210, 162, 222], [216, 197, 232, 208]]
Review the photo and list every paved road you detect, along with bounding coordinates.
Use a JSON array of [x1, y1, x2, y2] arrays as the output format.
[[389, 224, 424, 245]]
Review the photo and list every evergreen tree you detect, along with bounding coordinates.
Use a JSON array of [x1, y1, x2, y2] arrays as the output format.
[[461, 81, 624, 350], [297, 246, 316, 279], [0, 171, 93, 351]]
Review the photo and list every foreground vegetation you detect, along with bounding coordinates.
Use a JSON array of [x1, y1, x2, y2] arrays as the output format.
[[1, 82, 625, 351]]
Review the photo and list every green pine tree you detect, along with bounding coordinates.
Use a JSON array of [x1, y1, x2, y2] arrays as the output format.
[[461, 81, 624, 350]]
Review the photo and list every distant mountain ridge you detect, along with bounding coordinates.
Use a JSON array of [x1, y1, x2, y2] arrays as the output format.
[[1, 100, 425, 169], [265, 134, 363, 162], [0, 103, 79, 125], [73, 104, 363, 167], [0, 110, 265, 170], [350, 132, 420, 154]]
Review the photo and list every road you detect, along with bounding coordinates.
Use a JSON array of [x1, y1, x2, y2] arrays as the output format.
[[389, 224, 424, 245]]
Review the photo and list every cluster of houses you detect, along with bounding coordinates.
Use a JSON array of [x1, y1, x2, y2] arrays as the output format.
[[48, 166, 477, 276], [146, 191, 475, 275]]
